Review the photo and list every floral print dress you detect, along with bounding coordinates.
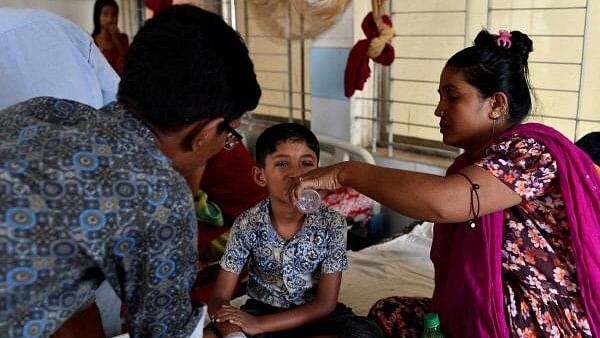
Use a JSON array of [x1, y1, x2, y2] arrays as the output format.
[[477, 135, 592, 337], [368, 135, 592, 338]]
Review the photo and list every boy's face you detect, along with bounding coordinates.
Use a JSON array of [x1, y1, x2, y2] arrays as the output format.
[[253, 139, 318, 205]]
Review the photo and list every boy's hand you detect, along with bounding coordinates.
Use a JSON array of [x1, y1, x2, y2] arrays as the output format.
[[214, 305, 263, 335]]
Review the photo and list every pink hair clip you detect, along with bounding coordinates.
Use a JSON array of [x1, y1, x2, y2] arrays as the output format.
[[496, 29, 512, 48]]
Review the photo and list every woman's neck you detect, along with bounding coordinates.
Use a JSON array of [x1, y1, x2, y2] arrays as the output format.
[[464, 121, 514, 160], [464, 142, 491, 161]]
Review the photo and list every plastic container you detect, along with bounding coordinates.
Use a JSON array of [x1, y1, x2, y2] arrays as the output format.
[[420, 313, 447, 338], [295, 188, 321, 214]]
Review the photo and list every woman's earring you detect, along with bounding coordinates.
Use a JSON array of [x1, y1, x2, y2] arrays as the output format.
[[489, 110, 501, 120]]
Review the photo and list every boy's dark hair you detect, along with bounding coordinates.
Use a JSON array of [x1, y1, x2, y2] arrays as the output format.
[[255, 123, 320, 168], [92, 0, 119, 36], [118, 5, 261, 132]]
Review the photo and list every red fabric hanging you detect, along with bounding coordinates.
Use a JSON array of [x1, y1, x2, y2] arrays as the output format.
[[344, 12, 394, 98], [144, 0, 173, 15]]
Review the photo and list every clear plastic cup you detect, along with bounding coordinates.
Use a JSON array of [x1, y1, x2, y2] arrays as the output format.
[[295, 188, 321, 214]]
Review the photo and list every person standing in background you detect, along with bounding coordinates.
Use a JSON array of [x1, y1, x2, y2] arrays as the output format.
[[92, 0, 129, 76]]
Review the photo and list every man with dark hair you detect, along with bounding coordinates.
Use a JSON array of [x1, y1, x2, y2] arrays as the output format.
[[0, 5, 260, 338]]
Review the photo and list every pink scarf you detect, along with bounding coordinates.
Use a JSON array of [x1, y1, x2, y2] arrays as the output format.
[[431, 123, 600, 337]]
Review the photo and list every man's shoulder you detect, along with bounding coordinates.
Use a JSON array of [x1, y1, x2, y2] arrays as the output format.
[[0, 9, 93, 55], [1, 96, 178, 183], [3, 96, 96, 113], [0, 8, 71, 33], [2, 97, 143, 140]]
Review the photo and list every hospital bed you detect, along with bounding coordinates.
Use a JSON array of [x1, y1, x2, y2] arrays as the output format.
[[114, 133, 435, 337]]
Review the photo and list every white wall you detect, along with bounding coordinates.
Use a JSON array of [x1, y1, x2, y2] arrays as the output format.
[[310, 3, 353, 141]]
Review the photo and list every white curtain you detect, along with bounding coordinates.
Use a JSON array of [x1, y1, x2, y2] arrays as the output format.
[[248, 0, 350, 39]]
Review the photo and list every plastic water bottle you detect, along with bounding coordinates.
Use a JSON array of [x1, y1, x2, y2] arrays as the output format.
[[295, 189, 321, 214], [421, 313, 447, 338]]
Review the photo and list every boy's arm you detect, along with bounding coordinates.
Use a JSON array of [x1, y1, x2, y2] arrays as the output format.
[[208, 269, 245, 336], [210, 213, 251, 336], [214, 271, 342, 335]]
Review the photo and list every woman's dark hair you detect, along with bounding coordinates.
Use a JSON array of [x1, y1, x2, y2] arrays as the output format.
[[255, 123, 320, 168], [446, 29, 534, 123], [92, 0, 119, 37], [118, 5, 261, 132]]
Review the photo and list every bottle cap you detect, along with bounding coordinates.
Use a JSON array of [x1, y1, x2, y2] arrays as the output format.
[[423, 313, 441, 329]]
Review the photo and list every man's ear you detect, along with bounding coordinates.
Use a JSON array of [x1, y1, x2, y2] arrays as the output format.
[[252, 166, 266, 187], [191, 118, 224, 152]]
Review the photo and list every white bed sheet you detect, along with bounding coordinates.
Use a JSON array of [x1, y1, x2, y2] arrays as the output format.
[[338, 221, 435, 316]]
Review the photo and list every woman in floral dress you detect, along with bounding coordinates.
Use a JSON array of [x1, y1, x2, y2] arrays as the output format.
[[289, 29, 600, 337]]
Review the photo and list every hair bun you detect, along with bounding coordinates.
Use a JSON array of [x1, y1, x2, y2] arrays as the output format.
[[508, 30, 533, 62], [473, 29, 495, 48], [473, 29, 533, 63]]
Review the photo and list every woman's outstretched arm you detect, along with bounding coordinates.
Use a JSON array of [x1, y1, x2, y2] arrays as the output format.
[[290, 161, 521, 223]]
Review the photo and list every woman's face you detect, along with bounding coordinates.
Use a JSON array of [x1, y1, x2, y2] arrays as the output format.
[[435, 66, 494, 150], [99, 5, 118, 30]]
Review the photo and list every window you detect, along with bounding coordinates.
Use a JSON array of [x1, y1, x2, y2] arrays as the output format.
[[354, 0, 600, 158], [234, 0, 312, 127], [131, 1, 600, 158]]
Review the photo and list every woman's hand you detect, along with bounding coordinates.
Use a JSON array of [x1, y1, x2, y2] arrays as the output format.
[[288, 162, 349, 204], [214, 305, 263, 335]]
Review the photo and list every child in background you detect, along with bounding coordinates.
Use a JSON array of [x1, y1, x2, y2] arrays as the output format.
[[92, 0, 129, 75], [207, 123, 382, 338]]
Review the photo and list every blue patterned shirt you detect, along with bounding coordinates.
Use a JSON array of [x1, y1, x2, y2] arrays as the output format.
[[220, 199, 348, 308], [0, 97, 202, 337]]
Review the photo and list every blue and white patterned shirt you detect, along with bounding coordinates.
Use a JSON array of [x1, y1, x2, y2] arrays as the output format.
[[220, 199, 348, 309], [0, 97, 202, 338]]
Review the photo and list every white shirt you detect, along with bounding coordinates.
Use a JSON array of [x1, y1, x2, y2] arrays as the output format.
[[0, 8, 119, 109]]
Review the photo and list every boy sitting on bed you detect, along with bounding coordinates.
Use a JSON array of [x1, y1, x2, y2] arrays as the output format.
[[207, 123, 382, 338]]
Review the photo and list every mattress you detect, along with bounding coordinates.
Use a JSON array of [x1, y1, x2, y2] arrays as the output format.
[[338, 221, 435, 315]]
